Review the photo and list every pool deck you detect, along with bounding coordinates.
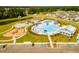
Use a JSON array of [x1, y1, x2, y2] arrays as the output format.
[[31, 20, 60, 35]]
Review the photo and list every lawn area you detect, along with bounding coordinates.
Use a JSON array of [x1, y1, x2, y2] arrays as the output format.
[[17, 26, 49, 43], [0, 15, 33, 23], [0, 22, 16, 32], [0, 40, 13, 44], [51, 34, 77, 42]]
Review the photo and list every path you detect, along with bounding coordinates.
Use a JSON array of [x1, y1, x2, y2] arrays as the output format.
[[47, 34, 53, 48], [0, 44, 79, 53]]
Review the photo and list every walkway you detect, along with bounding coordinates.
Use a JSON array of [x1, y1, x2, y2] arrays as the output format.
[[47, 34, 53, 48]]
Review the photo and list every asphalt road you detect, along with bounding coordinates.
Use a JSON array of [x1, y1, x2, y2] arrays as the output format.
[[0, 45, 79, 53]]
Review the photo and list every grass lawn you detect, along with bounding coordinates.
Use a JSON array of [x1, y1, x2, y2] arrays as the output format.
[[51, 34, 77, 42], [0, 41, 13, 44], [0, 15, 32, 23], [0, 18, 18, 23], [0, 21, 15, 44], [0, 22, 16, 32], [17, 26, 49, 43]]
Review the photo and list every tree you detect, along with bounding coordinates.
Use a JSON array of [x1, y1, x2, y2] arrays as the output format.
[[0, 8, 5, 19]]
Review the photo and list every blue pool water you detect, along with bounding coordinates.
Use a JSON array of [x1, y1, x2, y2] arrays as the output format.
[[34, 20, 60, 34], [43, 24, 59, 33]]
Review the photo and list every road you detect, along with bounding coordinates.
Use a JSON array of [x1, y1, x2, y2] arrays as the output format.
[[0, 45, 79, 53]]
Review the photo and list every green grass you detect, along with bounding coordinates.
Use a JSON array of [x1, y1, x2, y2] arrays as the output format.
[[17, 26, 49, 43], [0, 35, 12, 40], [0, 22, 16, 32], [51, 34, 77, 42], [0, 15, 32, 23], [17, 33, 48, 43], [0, 18, 18, 23], [0, 41, 13, 44]]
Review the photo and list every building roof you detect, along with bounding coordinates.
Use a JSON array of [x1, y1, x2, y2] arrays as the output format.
[[60, 25, 76, 34]]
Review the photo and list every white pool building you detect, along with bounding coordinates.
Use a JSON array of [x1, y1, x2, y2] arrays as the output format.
[[60, 25, 76, 37]]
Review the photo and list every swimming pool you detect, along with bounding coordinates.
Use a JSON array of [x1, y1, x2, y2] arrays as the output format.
[[31, 20, 60, 35]]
